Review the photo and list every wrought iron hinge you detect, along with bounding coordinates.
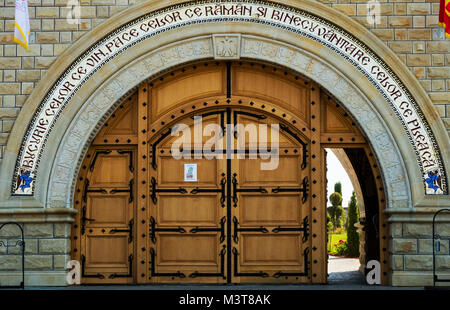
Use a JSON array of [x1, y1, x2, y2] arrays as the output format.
[[109, 254, 133, 279], [109, 219, 134, 243], [150, 177, 187, 204], [272, 216, 309, 243], [233, 111, 267, 139], [190, 174, 226, 208], [273, 247, 309, 278], [232, 247, 269, 278], [149, 216, 186, 244], [117, 150, 134, 172], [81, 205, 95, 235], [151, 129, 172, 170], [81, 255, 105, 279], [110, 179, 134, 203], [233, 216, 268, 243], [272, 176, 309, 204], [82, 178, 107, 203], [89, 150, 112, 171], [232, 173, 268, 207], [189, 245, 226, 279], [279, 123, 308, 170], [149, 248, 186, 278], [190, 216, 226, 243]]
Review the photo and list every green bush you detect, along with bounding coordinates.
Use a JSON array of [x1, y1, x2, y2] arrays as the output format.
[[346, 191, 360, 257], [328, 192, 343, 229]]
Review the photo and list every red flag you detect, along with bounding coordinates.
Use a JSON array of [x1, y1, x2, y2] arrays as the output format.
[[439, 0, 450, 38]]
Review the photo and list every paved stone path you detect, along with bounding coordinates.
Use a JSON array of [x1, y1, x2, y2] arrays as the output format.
[[327, 255, 365, 285]]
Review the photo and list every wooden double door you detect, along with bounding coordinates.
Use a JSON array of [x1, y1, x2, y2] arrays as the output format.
[[72, 61, 381, 284], [147, 107, 310, 283]]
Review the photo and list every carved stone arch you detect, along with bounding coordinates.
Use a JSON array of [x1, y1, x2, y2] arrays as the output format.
[[1, 0, 448, 214]]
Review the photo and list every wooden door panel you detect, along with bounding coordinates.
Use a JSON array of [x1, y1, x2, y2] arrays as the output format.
[[79, 148, 135, 283], [87, 194, 129, 226], [239, 155, 301, 186], [158, 195, 218, 226], [240, 234, 303, 267], [240, 194, 302, 226], [158, 156, 218, 187], [90, 153, 131, 187], [152, 67, 226, 119], [86, 235, 129, 267], [232, 65, 310, 123], [157, 234, 219, 266]]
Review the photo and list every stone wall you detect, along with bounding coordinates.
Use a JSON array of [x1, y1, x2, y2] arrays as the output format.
[[0, 222, 70, 286], [0, 0, 449, 160], [0, 0, 449, 287], [390, 220, 450, 286]]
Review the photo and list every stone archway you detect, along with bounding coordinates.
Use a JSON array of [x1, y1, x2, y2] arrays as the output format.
[[1, 0, 449, 286]]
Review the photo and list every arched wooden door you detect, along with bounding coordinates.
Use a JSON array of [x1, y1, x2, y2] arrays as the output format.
[[72, 62, 388, 284]]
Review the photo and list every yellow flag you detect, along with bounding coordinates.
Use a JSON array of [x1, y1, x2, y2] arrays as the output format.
[[14, 0, 30, 51]]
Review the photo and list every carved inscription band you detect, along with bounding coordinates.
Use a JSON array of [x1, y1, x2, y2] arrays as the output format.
[[12, 1, 446, 195]]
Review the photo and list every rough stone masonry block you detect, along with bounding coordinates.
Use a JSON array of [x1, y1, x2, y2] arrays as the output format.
[[54, 254, 70, 270], [0, 224, 23, 237], [0, 239, 7, 254], [39, 238, 71, 254], [436, 256, 450, 270], [436, 223, 450, 237], [390, 223, 403, 237], [419, 239, 449, 254], [404, 255, 433, 270], [392, 239, 418, 254], [25, 255, 53, 270], [54, 223, 71, 238], [0, 255, 21, 270], [403, 223, 432, 238], [391, 255, 404, 270], [24, 223, 53, 237], [8, 238, 38, 254]]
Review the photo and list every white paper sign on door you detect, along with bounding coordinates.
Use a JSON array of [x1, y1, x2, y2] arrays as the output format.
[[184, 164, 197, 182]]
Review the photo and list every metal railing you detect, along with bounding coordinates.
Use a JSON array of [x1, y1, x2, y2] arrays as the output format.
[[0, 222, 25, 289]]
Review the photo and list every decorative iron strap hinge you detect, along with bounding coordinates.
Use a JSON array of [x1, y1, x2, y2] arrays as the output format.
[[149, 248, 186, 278], [81, 255, 105, 279], [233, 111, 267, 139], [109, 254, 133, 279], [109, 219, 134, 243], [150, 177, 187, 204], [190, 216, 226, 243], [272, 216, 309, 243], [232, 247, 269, 278], [232, 173, 268, 207], [279, 123, 308, 170], [233, 216, 268, 243], [189, 245, 226, 279], [82, 179, 107, 203], [151, 129, 172, 170], [110, 179, 134, 203], [89, 150, 112, 171], [272, 176, 309, 203], [80, 205, 95, 235], [149, 216, 186, 244], [117, 150, 134, 172], [190, 174, 226, 208], [273, 247, 309, 278]]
